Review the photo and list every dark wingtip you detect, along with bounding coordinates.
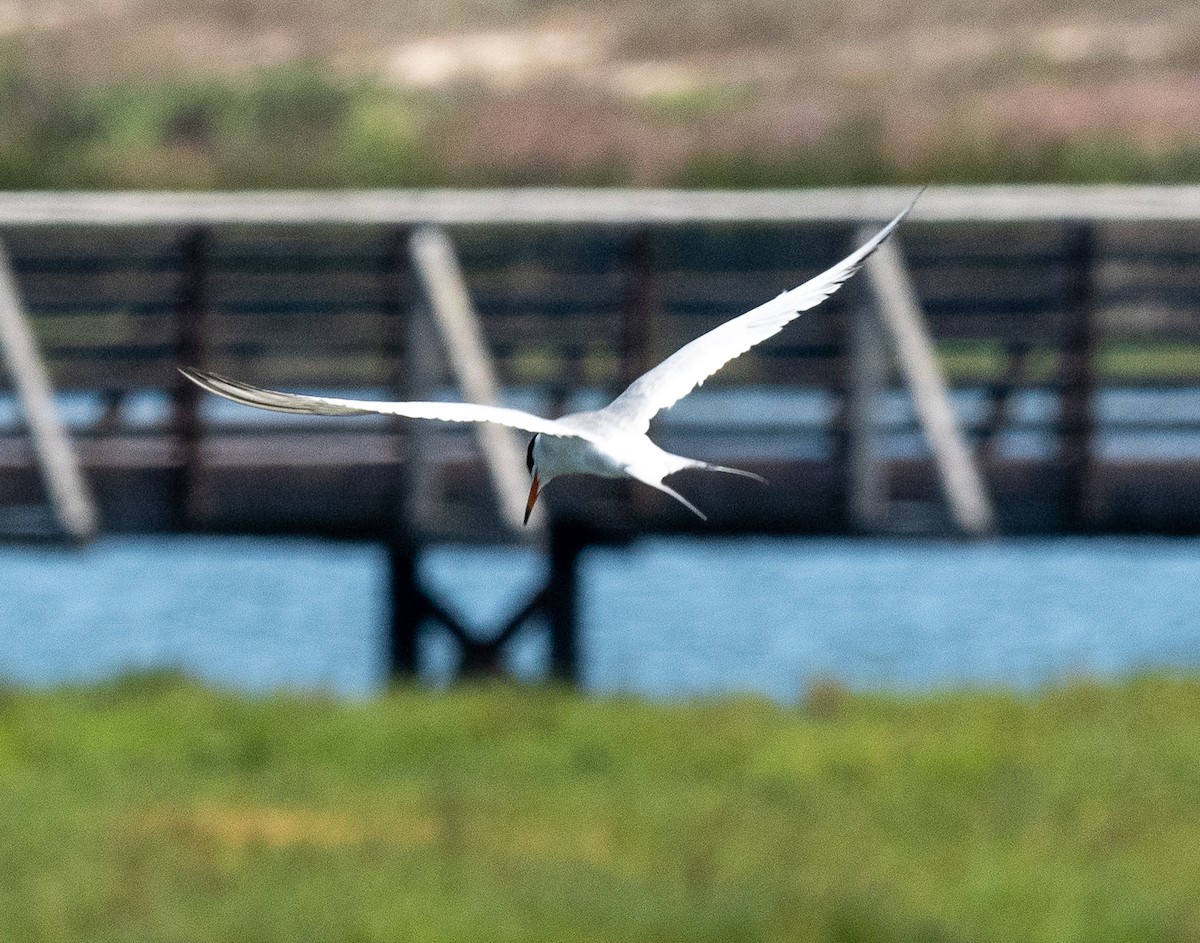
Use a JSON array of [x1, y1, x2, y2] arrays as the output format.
[[178, 365, 212, 390], [179, 365, 218, 386]]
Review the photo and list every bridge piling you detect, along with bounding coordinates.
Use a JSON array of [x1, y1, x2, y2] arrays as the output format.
[[383, 521, 586, 683], [386, 536, 423, 677]]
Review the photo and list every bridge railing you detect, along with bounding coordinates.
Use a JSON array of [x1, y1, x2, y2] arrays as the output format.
[[0, 186, 1198, 541], [4, 185, 1200, 679]]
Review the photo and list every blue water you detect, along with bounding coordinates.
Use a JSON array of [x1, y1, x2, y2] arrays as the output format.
[[1, 536, 1198, 700]]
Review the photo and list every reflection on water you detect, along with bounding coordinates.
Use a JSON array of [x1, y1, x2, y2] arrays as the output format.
[[1, 536, 1198, 700]]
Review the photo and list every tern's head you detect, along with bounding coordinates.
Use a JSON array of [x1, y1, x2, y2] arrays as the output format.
[[524, 433, 564, 524], [524, 434, 541, 525]]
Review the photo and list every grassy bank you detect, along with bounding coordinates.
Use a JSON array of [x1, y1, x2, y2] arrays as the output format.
[[2, 674, 1200, 941], [5, 0, 1200, 190], [4, 55, 1200, 191]]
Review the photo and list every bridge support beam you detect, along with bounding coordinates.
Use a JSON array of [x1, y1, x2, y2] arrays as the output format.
[[859, 231, 996, 537], [385, 522, 585, 684], [0, 238, 97, 542], [386, 536, 424, 676]]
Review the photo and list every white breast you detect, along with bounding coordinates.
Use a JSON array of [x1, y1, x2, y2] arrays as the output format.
[[533, 433, 629, 480], [533, 429, 689, 486]]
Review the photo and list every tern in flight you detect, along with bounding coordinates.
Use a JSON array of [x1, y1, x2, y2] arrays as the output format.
[[182, 196, 917, 525]]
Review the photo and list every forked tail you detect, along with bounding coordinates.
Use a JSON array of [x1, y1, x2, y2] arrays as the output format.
[[646, 479, 708, 521], [693, 461, 769, 484], [634, 459, 769, 521]]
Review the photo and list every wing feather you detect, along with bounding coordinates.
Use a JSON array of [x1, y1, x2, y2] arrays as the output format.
[[601, 194, 919, 432], [179, 368, 577, 438]]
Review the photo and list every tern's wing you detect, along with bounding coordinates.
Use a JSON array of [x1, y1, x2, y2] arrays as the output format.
[[600, 193, 919, 432], [179, 368, 580, 438]]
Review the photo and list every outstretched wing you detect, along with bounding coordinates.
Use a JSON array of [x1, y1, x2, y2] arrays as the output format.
[[179, 368, 579, 438], [600, 194, 919, 432]]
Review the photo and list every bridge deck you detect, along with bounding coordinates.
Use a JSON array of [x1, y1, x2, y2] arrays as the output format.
[[0, 430, 1196, 539]]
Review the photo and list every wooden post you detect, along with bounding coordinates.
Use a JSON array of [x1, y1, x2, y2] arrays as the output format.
[[618, 229, 657, 394], [1059, 224, 1098, 531], [386, 537, 424, 677], [545, 522, 584, 683], [382, 226, 424, 678], [618, 229, 660, 520], [0, 238, 98, 542], [172, 227, 209, 529], [381, 226, 409, 417], [383, 226, 441, 538], [845, 293, 889, 531]]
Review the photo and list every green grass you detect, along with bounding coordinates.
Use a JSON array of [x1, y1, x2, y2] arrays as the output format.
[[0, 59, 447, 191], [2, 673, 1200, 941], [5, 53, 1200, 191], [934, 341, 1200, 385]]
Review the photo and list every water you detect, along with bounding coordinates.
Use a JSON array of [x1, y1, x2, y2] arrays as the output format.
[[1, 536, 1198, 700], [2, 384, 1198, 698]]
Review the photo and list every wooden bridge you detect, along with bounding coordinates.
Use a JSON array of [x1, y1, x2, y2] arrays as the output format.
[[1, 186, 1198, 680]]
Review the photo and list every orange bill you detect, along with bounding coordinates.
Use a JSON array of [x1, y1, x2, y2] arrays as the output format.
[[524, 472, 540, 526]]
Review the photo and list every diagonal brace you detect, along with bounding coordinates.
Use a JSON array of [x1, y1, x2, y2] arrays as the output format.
[[0, 238, 98, 542]]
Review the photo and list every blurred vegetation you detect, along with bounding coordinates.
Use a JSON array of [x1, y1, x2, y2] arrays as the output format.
[[936, 341, 1200, 385], [2, 673, 1200, 941], [675, 123, 1200, 189], [4, 50, 1200, 190], [0, 56, 446, 190]]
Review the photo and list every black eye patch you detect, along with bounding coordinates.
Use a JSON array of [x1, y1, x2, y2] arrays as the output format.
[[526, 435, 536, 473]]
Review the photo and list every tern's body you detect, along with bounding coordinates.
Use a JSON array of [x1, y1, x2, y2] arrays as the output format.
[[181, 195, 919, 523], [532, 421, 650, 480], [528, 416, 728, 518]]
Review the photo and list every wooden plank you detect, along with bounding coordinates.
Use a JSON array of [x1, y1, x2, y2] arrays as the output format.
[[471, 310, 617, 339], [903, 225, 1069, 259], [204, 312, 389, 343], [1101, 221, 1200, 253], [30, 312, 178, 348], [13, 271, 180, 307], [457, 230, 625, 273], [465, 271, 624, 303], [200, 353, 392, 386], [0, 239, 99, 541], [7, 185, 1200, 228], [47, 359, 179, 390], [206, 270, 390, 303]]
